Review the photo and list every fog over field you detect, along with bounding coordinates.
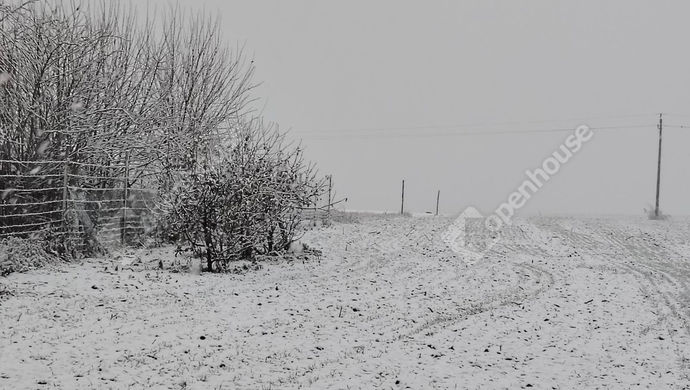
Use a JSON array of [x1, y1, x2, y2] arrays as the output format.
[[137, 0, 690, 216]]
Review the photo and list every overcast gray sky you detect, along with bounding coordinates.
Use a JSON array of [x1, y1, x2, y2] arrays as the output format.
[[145, 0, 690, 216]]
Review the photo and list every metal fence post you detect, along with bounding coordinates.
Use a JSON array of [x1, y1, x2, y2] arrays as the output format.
[[121, 152, 130, 245], [62, 160, 70, 252]]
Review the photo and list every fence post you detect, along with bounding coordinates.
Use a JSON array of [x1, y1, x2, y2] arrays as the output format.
[[436, 190, 440, 216], [312, 192, 318, 226], [121, 152, 130, 245], [62, 160, 70, 253], [62, 162, 68, 219], [327, 175, 332, 213], [400, 179, 405, 215]]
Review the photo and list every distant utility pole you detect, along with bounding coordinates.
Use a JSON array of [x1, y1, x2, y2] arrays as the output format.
[[400, 179, 405, 215], [435, 190, 440, 216], [655, 113, 663, 218]]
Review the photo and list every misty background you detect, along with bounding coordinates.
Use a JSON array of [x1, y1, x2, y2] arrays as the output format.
[[138, 0, 690, 216]]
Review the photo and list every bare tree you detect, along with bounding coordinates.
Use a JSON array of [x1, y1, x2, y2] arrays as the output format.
[[1, 1, 325, 263]]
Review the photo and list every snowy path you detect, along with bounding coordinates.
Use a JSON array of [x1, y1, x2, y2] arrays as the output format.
[[0, 215, 689, 389]]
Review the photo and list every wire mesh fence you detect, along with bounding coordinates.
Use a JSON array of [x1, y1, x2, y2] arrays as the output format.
[[0, 158, 163, 254]]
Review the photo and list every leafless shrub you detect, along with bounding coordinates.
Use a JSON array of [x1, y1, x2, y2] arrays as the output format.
[[164, 120, 326, 272]]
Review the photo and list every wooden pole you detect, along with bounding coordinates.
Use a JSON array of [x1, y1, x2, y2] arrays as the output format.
[[62, 162, 68, 220], [121, 152, 130, 245], [400, 179, 405, 215], [313, 192, 317, 226], [655, 113, 663, 218], [435, 190, 440, 216], [62, 159, 74, 256], [62, 161, 69, 241]]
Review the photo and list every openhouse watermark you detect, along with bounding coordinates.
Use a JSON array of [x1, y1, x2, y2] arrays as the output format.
[[443, 124, 594, 261]]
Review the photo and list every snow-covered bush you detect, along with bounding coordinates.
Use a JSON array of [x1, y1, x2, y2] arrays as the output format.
[[164, 124, 325, 272]]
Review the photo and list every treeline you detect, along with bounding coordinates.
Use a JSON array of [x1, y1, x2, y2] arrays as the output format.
[[0, 1, 325, 270], [1, 0, 252, 172]]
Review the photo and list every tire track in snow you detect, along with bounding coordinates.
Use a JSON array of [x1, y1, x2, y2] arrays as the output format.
[[530, 217, 690, 385], [287, 217, 557, 387]]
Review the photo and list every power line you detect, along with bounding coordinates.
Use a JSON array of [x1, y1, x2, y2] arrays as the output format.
[[290, 113, 657, 135], [300, 124, 654, 141], [660, 113, 690, 119]]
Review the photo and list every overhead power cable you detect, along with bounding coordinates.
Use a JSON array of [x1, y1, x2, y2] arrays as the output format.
[[291, 113, 658, 136], [299, 124, 654, 141]]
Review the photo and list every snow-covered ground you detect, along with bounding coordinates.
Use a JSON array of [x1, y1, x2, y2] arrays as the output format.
[[1, 214, 689, 389]]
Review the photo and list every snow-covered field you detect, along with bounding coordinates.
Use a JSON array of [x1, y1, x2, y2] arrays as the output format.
[[1, 213, 690, 389]]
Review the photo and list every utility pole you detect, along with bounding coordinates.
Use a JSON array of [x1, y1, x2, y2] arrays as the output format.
[[435, 190, 440, 216], [655, 113, 663, 218], [400, 179, 405, 215]]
